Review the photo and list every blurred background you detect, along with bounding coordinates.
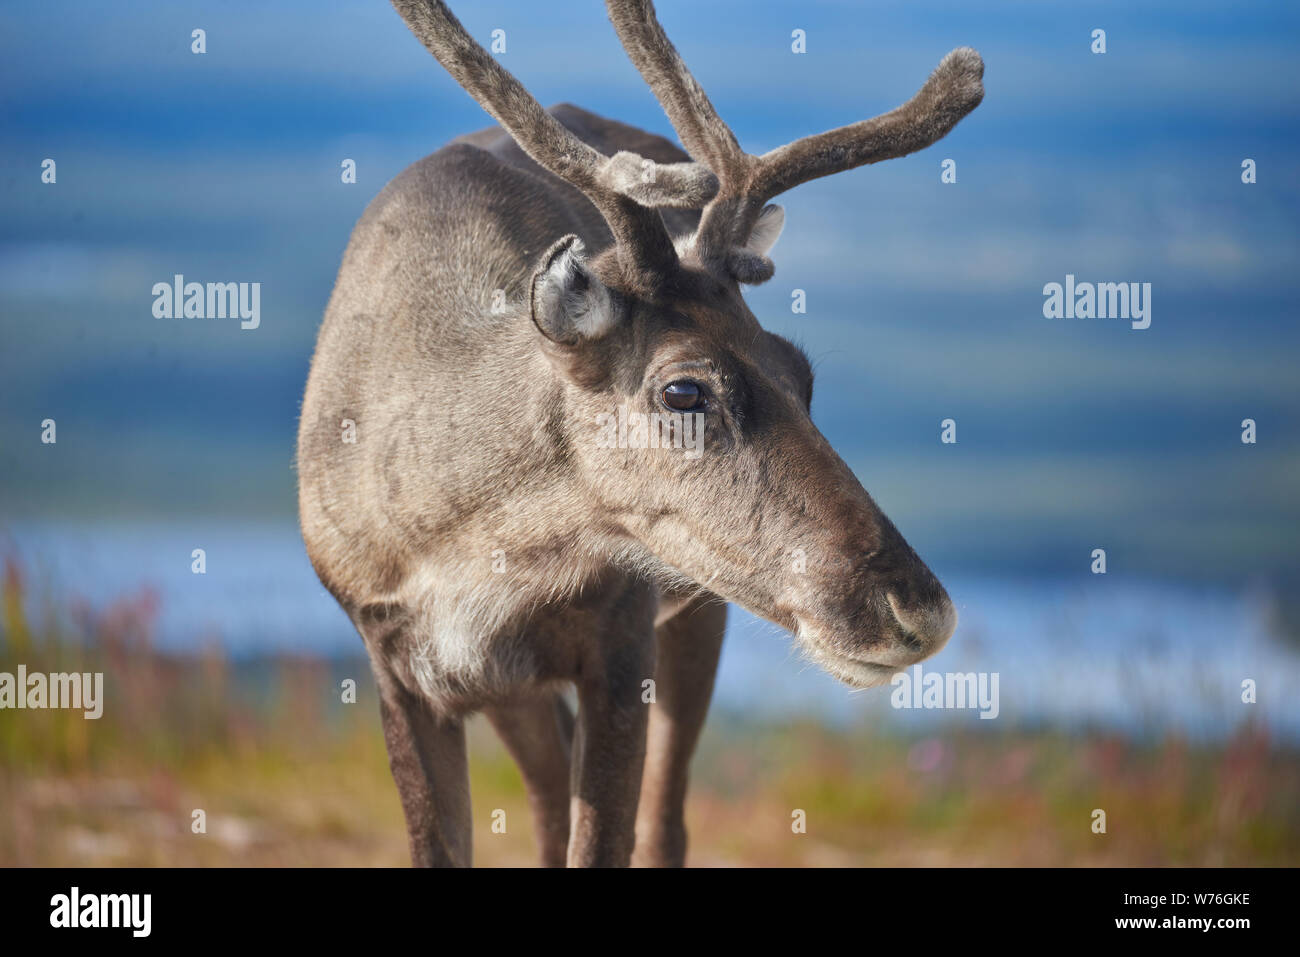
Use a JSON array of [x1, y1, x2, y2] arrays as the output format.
[[1, 0, 1298, 865]]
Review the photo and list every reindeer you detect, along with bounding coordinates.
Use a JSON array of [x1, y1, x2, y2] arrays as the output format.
[[297, 0, 983, 867]]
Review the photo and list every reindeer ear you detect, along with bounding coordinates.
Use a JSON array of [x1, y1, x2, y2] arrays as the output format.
[[746, 204, 785, 256], [529, 235, 617, 345], [725, 204, 784, 285]]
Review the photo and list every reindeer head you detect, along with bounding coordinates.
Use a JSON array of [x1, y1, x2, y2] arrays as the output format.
[[392, 0, 983, 687]]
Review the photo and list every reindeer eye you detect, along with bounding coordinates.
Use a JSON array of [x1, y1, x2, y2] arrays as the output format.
[[661, 380, 705, 412]]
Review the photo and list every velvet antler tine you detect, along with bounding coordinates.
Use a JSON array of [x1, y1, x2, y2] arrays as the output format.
[[392, 0, 719, 283]]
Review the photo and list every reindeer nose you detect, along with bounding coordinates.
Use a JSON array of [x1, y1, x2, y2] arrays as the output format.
[[885, 582, 957, 659]]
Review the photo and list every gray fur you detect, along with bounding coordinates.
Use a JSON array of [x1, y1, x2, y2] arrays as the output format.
[[298, 0, 978, 867]]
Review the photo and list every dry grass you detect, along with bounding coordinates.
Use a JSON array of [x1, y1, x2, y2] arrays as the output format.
[[2, 555, 1297, 867]]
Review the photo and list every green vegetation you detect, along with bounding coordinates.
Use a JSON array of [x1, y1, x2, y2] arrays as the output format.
[[2, 556, 1297, 866]]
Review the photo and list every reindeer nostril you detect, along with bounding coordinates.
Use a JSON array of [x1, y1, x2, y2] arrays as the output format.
[[886, 589, 957, 653]]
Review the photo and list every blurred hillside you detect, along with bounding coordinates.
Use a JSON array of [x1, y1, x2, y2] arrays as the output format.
[[3, 555, 1297, 866]]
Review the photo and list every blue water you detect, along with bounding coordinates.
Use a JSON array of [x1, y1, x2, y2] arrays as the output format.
[[4, 521, 1297, 741]]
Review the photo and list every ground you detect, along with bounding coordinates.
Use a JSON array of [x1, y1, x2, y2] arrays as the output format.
[[2, 564, 1296, 867]]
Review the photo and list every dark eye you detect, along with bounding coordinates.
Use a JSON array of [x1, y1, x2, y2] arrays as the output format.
[[661, 380, 706, 412]]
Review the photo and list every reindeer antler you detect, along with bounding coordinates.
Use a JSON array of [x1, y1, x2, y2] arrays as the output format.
[[606, 0, 985, 284], [391, 0, 718, 289]]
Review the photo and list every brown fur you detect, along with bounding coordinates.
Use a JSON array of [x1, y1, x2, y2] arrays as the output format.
[[297, 0, 981, 866]]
